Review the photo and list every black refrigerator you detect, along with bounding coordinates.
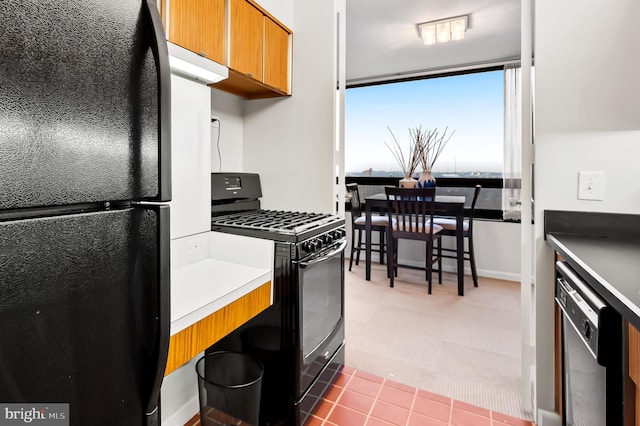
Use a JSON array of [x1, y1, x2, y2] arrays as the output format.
[[0, 1, 171, 425]]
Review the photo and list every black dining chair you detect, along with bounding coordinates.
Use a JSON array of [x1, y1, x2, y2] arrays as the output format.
[[384, 186, 442, 293], [433, 185, 481, 287], [346, 183, 390, 271]]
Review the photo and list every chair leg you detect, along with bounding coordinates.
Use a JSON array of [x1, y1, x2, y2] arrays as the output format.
[[379, 230, 385, 264], [388, 235, 395, 288], [385, 228, 392, 279], [426, 240, 433, 294], [425, 241, 429, 281], [468, 233, 479, 287], [437, 239, 442, 284], [349, 226, 356, 271], [393, 238, 398, 277], [355, 229, 362, 266]]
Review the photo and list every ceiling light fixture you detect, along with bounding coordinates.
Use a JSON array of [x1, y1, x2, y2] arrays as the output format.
[[418, 15, 468, 45]]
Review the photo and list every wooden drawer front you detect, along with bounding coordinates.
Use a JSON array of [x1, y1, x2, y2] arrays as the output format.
[[164, 281, 271, 375]]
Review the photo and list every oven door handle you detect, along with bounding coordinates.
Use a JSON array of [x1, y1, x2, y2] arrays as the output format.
[[298, 240, 347, 268]]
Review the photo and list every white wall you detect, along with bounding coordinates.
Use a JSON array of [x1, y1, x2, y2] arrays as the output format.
[[242, 2, 337, 213], [161, 358, 200, 426], [534, 0, 640, 415], [209, 2, 337, 214], [169, 75, 212, 239], [253, 0, 293, 29], [211, 89, 244, 172]]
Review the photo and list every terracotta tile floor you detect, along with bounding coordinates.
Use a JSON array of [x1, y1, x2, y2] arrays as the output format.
[[184, 366, 536, 426], [307, 366, 536, 426]]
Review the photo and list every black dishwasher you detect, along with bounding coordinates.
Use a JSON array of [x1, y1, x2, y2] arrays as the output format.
[[555, 261, 623, 425]]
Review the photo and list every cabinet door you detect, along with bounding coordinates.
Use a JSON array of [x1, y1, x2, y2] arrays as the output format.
[[230, 0, 263, 80], [263, 17, 290, 93], [168, 0, 225, 64]]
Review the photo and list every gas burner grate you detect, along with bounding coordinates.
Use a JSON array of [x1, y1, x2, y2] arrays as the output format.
[[211, 209, 340, 235]]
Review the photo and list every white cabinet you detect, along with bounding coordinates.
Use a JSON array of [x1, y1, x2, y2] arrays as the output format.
[[169, 75, 212, 239]]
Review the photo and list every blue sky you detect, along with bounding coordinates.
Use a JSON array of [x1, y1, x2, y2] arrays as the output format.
[[345, 70, 504, 174]]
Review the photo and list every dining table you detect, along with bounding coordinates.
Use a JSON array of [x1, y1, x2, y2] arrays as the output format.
[[363, 192, 467, 296]]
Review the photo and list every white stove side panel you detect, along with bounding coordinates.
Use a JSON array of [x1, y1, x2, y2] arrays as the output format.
[[169, 75, 212, 240]]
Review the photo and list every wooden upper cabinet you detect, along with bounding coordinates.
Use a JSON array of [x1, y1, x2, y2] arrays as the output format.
[[213, 0, 291, 98], [162, 0, 292, 99], [229, 0, 263, 80], [166, 0, 225, 65], [263, 17, 289, 93]]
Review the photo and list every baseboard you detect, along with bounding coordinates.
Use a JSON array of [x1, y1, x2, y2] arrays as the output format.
[[536, 409, 562, 426], [162, 396, 199, 426], [476, 268, 520, 282]]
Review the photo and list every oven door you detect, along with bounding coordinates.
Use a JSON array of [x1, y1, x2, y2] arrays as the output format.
[[295, 239, 347, 396]]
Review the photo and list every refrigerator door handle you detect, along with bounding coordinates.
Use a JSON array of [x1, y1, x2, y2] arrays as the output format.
[[145, 205, 171, 423], [143, 0, 171, 202]]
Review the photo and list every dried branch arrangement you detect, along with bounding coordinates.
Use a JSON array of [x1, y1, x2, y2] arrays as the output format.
[[384, 126, 420, 178], [413, 126, 454, 172]]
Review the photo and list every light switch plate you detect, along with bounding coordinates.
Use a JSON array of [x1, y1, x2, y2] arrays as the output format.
[[578, 171, 605, 201]]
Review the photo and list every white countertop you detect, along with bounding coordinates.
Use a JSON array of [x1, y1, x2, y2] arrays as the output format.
[[170, 232, 274, 336], [170, 258, 271, 335]]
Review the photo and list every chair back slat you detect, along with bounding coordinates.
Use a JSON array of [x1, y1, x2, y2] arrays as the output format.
[[346, 183, 363, 219], [385, 187, 438, 240]]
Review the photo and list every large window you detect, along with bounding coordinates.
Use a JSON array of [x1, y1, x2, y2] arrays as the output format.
[[346, 69, 504, 177], [345, 68, 508, 218]]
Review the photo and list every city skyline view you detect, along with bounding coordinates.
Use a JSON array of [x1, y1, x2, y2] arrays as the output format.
[[345, 70, 504, 175]]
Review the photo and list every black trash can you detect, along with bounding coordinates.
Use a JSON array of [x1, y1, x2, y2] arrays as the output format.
[[195, 351, 263, 426]]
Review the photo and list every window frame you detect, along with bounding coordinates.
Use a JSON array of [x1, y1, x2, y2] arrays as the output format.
[[344, 65, 516, 222], [344, 176, 507, 220]]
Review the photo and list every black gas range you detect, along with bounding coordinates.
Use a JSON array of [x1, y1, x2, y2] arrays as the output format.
[[210, 172, 346, 255], [208, 173, 346, 426]]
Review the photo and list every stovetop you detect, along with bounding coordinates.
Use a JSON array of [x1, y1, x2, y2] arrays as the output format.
[[211, 209, 345, 243]]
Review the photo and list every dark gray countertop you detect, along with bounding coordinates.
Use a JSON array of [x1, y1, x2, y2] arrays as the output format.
[[545, 210, 640, 330]]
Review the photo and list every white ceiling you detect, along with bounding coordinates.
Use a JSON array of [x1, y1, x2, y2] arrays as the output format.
[[345, 0, 521, 85]]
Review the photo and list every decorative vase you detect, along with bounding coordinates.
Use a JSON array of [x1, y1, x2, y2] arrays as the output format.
[[417, 171, 436, 188], [399, 176, 418, 188]]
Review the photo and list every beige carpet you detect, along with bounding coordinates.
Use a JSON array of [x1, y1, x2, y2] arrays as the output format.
[[344, 260, 534, 421]]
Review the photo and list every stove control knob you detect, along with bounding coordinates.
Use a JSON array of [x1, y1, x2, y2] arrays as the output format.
[[315, 239, 324, 250], [322, 234, 333, 245]]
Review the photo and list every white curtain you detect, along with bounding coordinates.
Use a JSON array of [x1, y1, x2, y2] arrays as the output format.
[[503, 63, 522, 221]]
